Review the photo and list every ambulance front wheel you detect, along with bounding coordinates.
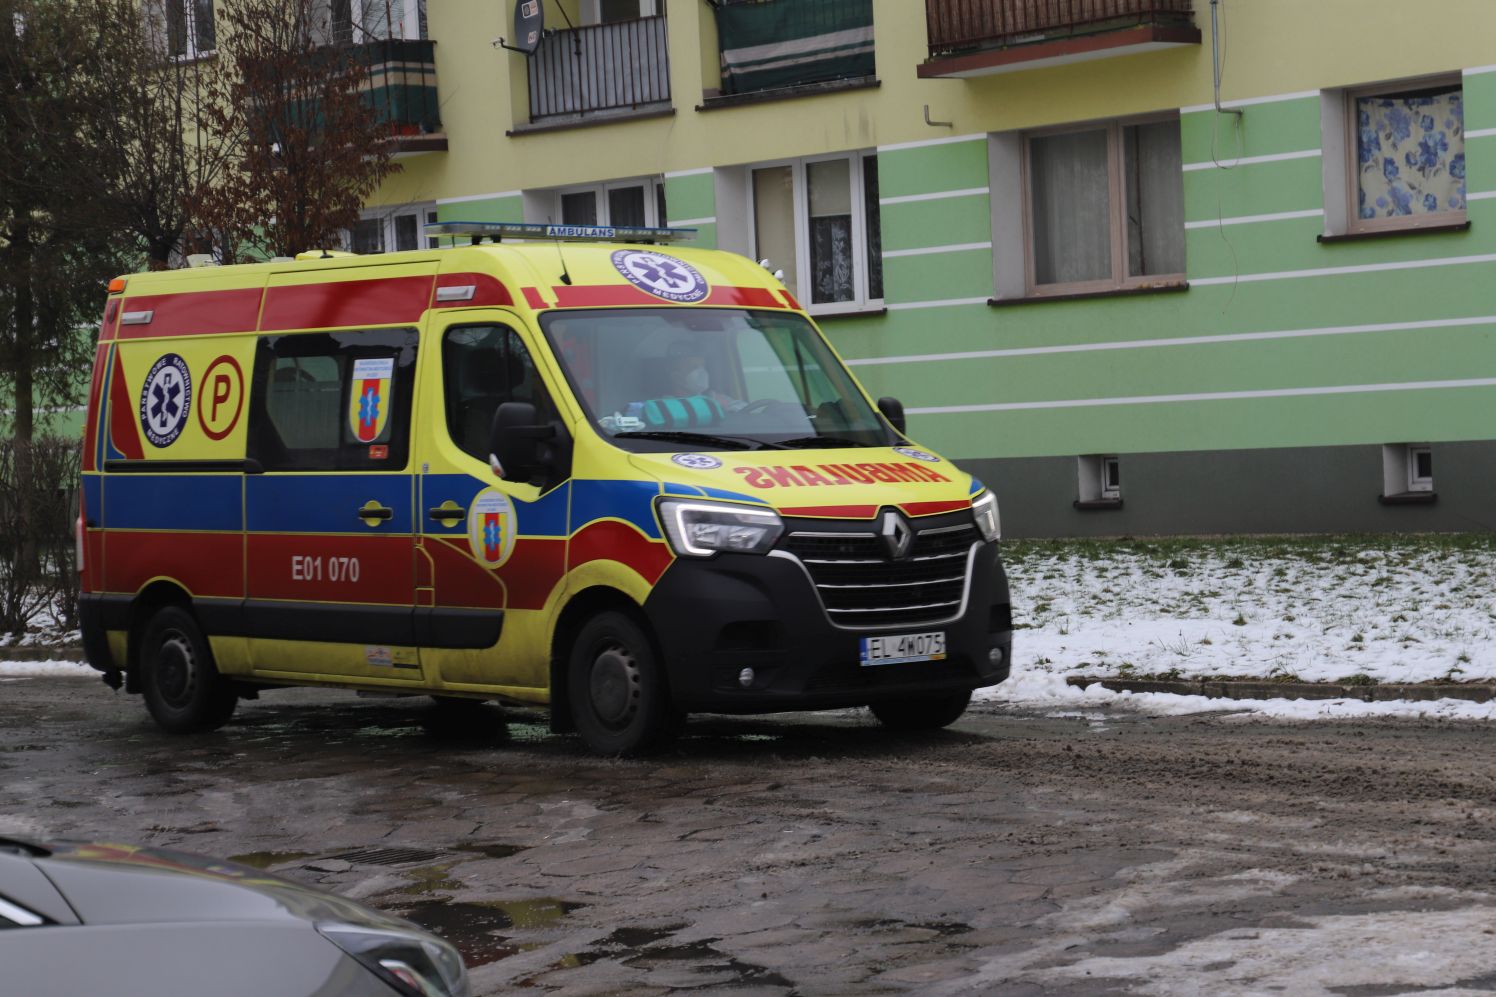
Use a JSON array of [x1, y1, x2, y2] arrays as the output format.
[[868, 690, 972, 731], [568, 611, 673, 756], [139, 605, 238, 734]]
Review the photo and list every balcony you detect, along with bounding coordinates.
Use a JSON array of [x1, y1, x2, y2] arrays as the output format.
[[525, 16, 672, 127], [920, 0, 1199, 79], [701, 0, 876, 110], [352, 38, 446, 154]]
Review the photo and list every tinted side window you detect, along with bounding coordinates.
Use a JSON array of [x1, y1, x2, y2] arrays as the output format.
[[442, 325, 550, 460], [249, 329, 418, 472]]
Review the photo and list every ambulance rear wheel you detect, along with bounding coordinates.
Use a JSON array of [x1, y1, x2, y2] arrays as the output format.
[[139, 606, 238, 734], [869, 690, 971, 731], [568, 611, 672, 756]]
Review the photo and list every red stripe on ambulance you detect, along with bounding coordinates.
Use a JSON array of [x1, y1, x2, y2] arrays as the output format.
[[260, 276, 434, 331], [103, 532, 244, 599], [247, 534, 413, 604], [117, 288, 264, 339], [568, 520, 672, 586], [106, 348, 144, 460]]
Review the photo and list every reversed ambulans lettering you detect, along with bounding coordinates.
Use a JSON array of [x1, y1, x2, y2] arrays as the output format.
[[77, 223, 1014, 755]]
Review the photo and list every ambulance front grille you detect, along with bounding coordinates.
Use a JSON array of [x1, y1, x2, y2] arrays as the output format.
[[780, 519, 978, 629]]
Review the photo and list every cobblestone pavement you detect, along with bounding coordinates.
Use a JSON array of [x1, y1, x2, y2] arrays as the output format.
[[5, 678, 1496, 994]]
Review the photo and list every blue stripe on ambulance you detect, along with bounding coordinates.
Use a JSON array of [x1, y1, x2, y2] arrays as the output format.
[[697, 486, 769, 505], [103, 474, 243, 532], [417, 476, 571, 537], [968, 478, 984, 496], [246, 475, 413, 534], [82, 476, 102, 529], [662, 482, 706, 498], [569, 479, 662, 538]]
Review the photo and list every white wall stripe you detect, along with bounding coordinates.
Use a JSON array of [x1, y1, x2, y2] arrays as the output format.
[[877, 133, 986, 153], [667, 216, 716, 227], [1468, 191, 1496, 201], [664, 167, 715, 179], [1192, 252, 1496, 287], [845, 315, 1496, 368], [1464, 64, 1496, 76], [909, 378, 1496, 416], [1182, 149, 1321, 172], [883, 242, 992, 259], [436, 190, 522, 205], [1184, 208, 1325, 230], [1180, 89, 1321, 115], [885, 296, 990, 311], [880, 186, 989, 206], [1466, 127, 1496, 139]]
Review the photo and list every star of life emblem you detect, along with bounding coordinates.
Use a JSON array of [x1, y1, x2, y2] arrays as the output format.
[[140, 353, 192, 448], [612, 250, 709, 303]]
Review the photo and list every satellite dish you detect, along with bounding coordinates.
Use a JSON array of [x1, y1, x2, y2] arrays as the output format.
[[512, 0, 543, 54]]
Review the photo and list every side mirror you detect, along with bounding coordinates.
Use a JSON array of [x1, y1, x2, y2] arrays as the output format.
[[488, 401, 556, 481], [877, 396, 907, 435]]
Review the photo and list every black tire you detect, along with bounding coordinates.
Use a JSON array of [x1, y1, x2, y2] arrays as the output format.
[[869, 690, 972, 731], [139, 605, 238, 734], [567, 611, 673, 756]]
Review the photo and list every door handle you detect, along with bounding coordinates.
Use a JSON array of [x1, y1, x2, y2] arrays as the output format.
[[428, 505, 466, 522], [358, 501, 395, 523]]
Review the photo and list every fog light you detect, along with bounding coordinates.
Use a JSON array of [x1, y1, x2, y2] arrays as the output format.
[[988, 647, 1004, 666], [738, 667, 755, 688]]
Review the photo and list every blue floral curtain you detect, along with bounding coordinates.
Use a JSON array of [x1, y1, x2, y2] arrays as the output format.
[[1357, 89, 1465, 219]]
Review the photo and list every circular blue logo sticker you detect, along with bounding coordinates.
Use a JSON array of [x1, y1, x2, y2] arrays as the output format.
[[612, 250, 709, 303], [672, 453, 722, 470], [894, 447, 940, 463], [140, 353, 192, 448]]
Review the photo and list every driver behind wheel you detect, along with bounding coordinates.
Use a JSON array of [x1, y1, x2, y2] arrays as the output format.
[[664, 341, 745, 413]]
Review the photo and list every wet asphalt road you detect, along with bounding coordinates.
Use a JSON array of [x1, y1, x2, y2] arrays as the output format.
[[5, 677, 1496, 995]]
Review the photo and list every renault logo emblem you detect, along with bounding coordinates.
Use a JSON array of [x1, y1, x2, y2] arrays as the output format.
[[879, 510, 913, 559]]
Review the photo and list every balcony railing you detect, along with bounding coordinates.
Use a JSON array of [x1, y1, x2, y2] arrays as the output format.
[[352, 38, 442, 140], [713, 0, 874, 97], [927, 0, 1194, 55], [528, 16, 671, 122]]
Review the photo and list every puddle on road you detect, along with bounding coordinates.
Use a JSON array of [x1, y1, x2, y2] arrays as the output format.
[[453, 841, 529, 860], [546, 922, 792, 988], [229, 849, 317, 869], [396, 897, 585, 967]]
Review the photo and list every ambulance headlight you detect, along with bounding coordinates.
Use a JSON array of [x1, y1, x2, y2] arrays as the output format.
[[972, 491, 1001, 542], [658, 500, 783, 557]]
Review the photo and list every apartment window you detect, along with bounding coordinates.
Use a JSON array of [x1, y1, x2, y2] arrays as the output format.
[[1076, 454, 1122, 507], [1024, 118, 1183, 295], [165, 0, 215, 58], [1347, 78, 1464, 235], [330, 0, 426, 43], [582, 0, 657, 24], [750, 152, 883, 311], [347, 205, 439, 254], [554, 179, 668, 228]]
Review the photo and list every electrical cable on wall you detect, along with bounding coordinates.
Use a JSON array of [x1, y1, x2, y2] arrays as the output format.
[[1209, 0, 1244, 310]]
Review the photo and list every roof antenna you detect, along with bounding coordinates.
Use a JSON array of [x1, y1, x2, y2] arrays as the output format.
[[548, 215, 573, 285]]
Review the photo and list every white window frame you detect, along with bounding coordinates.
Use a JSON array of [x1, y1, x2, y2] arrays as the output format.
[[161, 0, 215, 60], [747, 151, 882, 316], [335, 0, 424, 43], [346, 203, 439, 254], [580, 0, 658, 26], [1381, 443, 1434, 495], [1342, 75, 1465, 237], [1020, 114, 1184, 297], [535, 177, 668, 229], [1077, 454, 1121, 503]]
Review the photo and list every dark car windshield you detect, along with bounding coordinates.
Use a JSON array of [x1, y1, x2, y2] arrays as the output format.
[[540, 308, 893, 452]]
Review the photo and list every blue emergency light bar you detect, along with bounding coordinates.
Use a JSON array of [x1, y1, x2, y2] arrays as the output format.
[[423, 221, 697, 245]]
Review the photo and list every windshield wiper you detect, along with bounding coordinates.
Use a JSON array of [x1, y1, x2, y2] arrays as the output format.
[[613, 430, 774, 451], [774, 435, 876, 449]]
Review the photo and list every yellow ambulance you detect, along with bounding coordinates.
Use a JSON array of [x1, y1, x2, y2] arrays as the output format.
[[77, 223, 1012, 754]]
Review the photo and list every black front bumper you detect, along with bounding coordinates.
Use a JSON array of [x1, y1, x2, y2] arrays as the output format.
[[642, 535, 1012, 714]]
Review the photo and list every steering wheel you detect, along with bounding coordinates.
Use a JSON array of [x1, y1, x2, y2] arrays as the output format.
[[739, 398, 779, 416]]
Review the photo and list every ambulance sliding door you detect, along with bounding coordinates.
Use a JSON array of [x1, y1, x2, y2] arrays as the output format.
[[418, 318, 572, 690], [242, 329, 421, 680]]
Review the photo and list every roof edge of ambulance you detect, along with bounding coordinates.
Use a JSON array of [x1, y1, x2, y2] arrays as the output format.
[[111, 241, 788, 298]]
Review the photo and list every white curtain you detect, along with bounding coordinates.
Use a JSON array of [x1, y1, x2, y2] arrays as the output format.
[[1125, 121, 1185, 277], [1029, 129, 1111, 286]]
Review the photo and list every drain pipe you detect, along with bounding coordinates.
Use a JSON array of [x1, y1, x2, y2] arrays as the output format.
[[1211, 0, 1243, 118]]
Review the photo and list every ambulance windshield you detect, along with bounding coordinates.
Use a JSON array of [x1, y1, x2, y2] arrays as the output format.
[[541, 309, 894, 452]]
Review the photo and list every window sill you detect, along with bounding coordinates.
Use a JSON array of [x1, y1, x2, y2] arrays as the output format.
[[1318, 221, 1470, 244], [506, 105, 674, 137], [1378, 491, 1437, 506], [811, 306, 888, 322], [1074, 498, 1124, 511], [697, 76, 881, 112], [990, 281, 1188, 308]]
